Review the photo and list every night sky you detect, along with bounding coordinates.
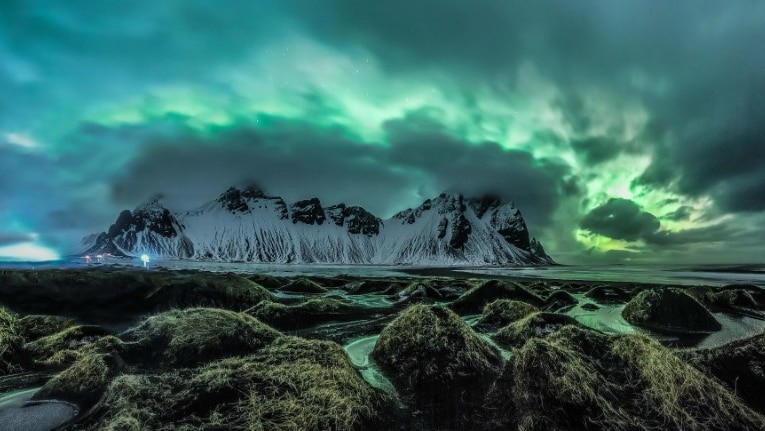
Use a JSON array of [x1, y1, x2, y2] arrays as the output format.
[[1, 1, 764, 263]]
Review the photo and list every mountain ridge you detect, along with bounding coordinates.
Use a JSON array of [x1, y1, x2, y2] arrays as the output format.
[[80, 186, 554, 266]]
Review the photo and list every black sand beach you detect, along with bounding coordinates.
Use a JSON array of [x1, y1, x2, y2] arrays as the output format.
[[1, 267, 765, 430]]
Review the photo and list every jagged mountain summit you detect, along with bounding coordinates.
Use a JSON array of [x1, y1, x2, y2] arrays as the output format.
[[80, 185, 554, 266]]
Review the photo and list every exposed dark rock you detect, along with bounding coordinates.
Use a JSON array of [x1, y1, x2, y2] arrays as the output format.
[[290, 198, 326, 225], [448, 213, 472, 249], [217, 187, 249, 213], [491, 206, 530, 250], [326, 204, 382, 236], [468, 195, 501, 218], [437, 217, 448, 239]]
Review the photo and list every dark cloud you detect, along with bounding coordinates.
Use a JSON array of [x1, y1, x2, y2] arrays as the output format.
[[638, 89, 765, 212], [580, 198, 661, 242], [662, 206, 693, 222], [292, 0, 765, 217], [109, 112, 568, 226], [0, 232, 35, 247], [570, 137, 621, 165]]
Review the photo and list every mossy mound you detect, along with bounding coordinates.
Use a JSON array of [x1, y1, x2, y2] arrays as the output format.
[[0, 270, 275, 320], [390, 281, 443, 305], [493, 312, 580, 349], [247, 274, 289, 290], [122, 308, 281, 369], [544, 290, 579, 312], [81, 337, 392, 431], [34, 353, 117, 408], [450, 279, 543, 315], [680, 332, 765, 414], [476, 299, 539, 331], [18, 314, 77, 341], [622, 288, 721, 333], [0, 306, 29, 375], [345, 279, 402, 295], [24, 325, 114, 368], [247, 298, 379, 330], [277, 278, 328, 294], [686, 285, 761, 312], [372, 305, 501, 428], [154, 273, 276, 311], [488, 325, 765, 430], [584, 284, 633, 304]]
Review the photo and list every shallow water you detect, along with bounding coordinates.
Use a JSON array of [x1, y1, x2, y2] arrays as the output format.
[[567, 294, 638, 335], [0, 387, 78, 431], [461, 264, 765, 287], [343, 335, 398, 394]]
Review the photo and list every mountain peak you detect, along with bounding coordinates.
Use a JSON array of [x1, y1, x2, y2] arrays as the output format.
[[136, 193, 167, 211], [83, 189, 553, 265]]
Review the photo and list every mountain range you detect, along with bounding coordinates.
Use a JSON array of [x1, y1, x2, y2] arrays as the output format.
[[80, 185, 554, 266]]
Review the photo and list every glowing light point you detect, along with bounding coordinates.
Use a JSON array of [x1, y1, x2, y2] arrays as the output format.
[[141, 254, 150, 268]]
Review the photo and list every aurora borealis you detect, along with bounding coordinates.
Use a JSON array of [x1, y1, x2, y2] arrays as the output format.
[[1, 1, 764, 263]]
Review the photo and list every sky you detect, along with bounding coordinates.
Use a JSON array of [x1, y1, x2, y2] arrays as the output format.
[[1, 0, 764, 264]]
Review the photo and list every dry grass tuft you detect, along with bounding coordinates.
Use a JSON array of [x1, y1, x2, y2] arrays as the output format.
[[493, 311, 580, 349], [0, 306, 29, 375], [121, 308, 280, 369], [450, 279, 544, 315], [476, 299, 539, 331], [487, 325, 765, 430], [78, 337, 392, 431]]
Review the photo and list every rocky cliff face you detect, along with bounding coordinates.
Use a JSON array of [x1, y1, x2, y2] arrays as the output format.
[[81, 187, 554, 265]]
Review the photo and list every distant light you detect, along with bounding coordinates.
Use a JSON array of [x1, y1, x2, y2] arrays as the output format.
[[141, 254, 150, 268], [0, 242, 59, 262]]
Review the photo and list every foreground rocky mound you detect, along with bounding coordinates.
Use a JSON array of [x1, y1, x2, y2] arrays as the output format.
[[0, 306, 28, 375], [681, 332, 765, 415], [493, 312, 581, 349], [247, 298, 384, 330], [0, 270, 275, 326], [120, 308, 280, 368], [30, 308, 393, 431], [622, 288, 721, 333], [450, 279, 543, 315], [475, 299, 539, 331], [372, 305, 502, 429], [488, 325, 765, 430]]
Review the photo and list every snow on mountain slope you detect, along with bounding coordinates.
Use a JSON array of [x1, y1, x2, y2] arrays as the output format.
[[81, 186, 554, 266]]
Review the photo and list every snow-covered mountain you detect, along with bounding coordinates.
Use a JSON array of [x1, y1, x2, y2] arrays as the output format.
[[80, 185, 554, 266]]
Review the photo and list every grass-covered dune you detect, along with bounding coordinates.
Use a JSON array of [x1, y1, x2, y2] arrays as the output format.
[[2, 269, 765, 430], [0, 270, 275, 327], [623, 288, 722, 333], [488, 325, 765, 430], [372, 305, 502, 429]]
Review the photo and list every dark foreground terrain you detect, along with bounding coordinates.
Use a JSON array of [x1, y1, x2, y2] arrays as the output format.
[[2, 268, 765, 430]]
